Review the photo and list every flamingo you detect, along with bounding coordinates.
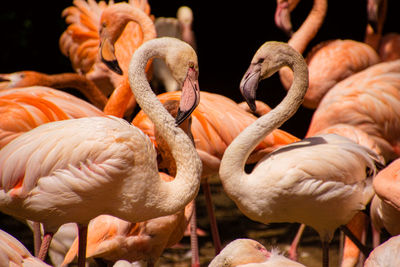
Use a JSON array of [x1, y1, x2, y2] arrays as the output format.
[[288, 124, 385, 263], [61, 99, 196, 267], [219, 41, 381, 267], [208, 238, 306, 267], [306, 59, 400, 162], [364, 234, 400, 266], [59, 0, 152, 96], [0, 86, 104, 149], [60, 0, 156, 118], [276, 0, 380, 109], [370, 157, 400, 240], [151, 6, 197, 93], [132, 90, 300, 263], [0, 37, 202, 267], [0, 228, 51, 267], [0, 70, 107, 109], [365, 0, 400, 62]]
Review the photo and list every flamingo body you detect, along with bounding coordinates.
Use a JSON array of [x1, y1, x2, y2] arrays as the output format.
[[60, 0, 153, 95], [364, 235, 400, 267], [307, 59, 400, 162], [133, 91, 299, 178], [302, 39, 380, 108], [370, 158, 400, 236], [0, 229, 51, 266], [225, 134, 377, 241], [208, 238, 305, 267], [0, 86, 103, 149]]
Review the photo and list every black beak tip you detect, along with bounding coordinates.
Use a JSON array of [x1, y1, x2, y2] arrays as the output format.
[[102, 58, 123, 75], [175, 108, 189, 126]]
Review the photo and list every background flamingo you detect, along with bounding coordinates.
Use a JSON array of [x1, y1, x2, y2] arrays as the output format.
[[219, 41, 380, 267], [0, 228, 51, 267], [365, 0, 400, 62], [151, 6, 197, 93], [370, 158, 400, 240], [60, 0, 156, 119], [364, 234, 400, 267], [0, 86, 104, 149], [208, 238, 306, 267], [307, 59, 400, 162], [0, 37, 202, 267], [0, 70, 107, 109], [276, 0, 380, 109]]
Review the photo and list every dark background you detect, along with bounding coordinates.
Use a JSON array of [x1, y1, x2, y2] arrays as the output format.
[[0, 0, 399, 138]]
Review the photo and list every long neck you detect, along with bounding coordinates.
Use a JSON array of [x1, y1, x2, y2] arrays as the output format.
[[113, 7, 156, 44], [44, 73, 108, 109], [364, 0, 387, 51], [288, 0, 327, 53], [279, 0, 327, 89], [220, 50, 308, 196], [128, 39, 201, 214]]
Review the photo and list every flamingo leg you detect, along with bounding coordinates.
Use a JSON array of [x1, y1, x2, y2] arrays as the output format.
[[190, 203, 200, 267], [339, 225, 371, 257], [37, 231, 54, 261], [340, 212, 368, 267], [33, 221, 42, 257], [371, 223, 381, 248], [288, 223, 306, 260], [322, 240, 329, 267], [77, 224, 88, 267], [201, 180, 222, 254]]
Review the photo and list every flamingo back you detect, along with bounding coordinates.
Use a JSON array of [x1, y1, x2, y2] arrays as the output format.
[[0, 86, 103, 149], [303, 39, 380, 108], [307, 59, 400, 161], [59, 0, 151, 94]]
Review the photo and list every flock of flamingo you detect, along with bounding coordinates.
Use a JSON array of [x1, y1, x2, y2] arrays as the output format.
[[0, 0, 400, 266]]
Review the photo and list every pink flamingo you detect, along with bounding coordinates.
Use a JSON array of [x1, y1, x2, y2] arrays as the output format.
[[0, 37, 202, 267], [219, 41, 380, 267]]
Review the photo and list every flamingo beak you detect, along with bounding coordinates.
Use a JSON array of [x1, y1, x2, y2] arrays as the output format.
[[240, 64, 261, 113], [275, 0, 293, 37], [100, 38, 123, 75], [0, 74, 12, 89], [175, 67, 200, 126]]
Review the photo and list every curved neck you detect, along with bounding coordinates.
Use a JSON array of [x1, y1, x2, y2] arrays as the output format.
[[279, 0, 326, 89], [288, 0, 327, 53], [220, 47, 308, 196], [112, 7, 156, 44], [128, 39, 201, 214], [364, 0, 387, 51], [44, 73, 108, 109]]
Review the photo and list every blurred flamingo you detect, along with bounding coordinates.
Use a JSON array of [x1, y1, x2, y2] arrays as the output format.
[[208, 238, 306, 267], [365, 0, 400, 61], [62, 99, 196, 267], [219, 41, 380, 267], [276, 0, 380, 109], [364, 234, 400, 267], [370, 158, 400, 242], [307, 59, 400, 162], [60, 0, 156, 118], [0, 228, 51, 267], [0, 37, 202, 267], [0, 70, 107, 109], [151, 6, 197, 93]]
